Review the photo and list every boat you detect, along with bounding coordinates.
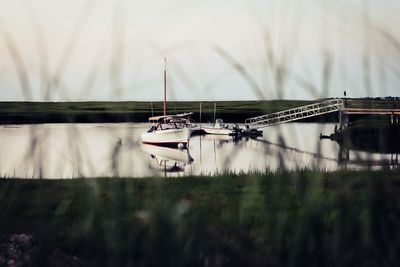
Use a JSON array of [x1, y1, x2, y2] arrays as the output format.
[[202, 119, 234, 135], [141, 59, 192, 147], [202, 103, 234, 135], [141, 113, 192, 147], [230, 124, 263, 137]]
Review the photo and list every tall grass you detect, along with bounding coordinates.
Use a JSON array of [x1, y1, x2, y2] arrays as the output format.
[[0, 171, 399, 266]]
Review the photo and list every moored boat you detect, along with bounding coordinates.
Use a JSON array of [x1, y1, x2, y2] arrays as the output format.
[[229, 124, 263, 137], [202, 103, 234, 135], [141, 113, 192, 147], [202, 119, 234, 135], [141, 59, 192, 148]]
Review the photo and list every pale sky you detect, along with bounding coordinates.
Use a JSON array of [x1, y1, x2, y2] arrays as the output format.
[[0, 0, 399, 101]]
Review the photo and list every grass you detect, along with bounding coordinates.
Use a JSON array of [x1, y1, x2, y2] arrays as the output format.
[[1, 170, 399, 266], [0, 100, 315, 124], [0, 97, 399, 124]]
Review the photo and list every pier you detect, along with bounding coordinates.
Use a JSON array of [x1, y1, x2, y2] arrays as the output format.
[[245, 99, 344, 128], [342, 108, 400, 124], [245, 98, 400, 128]]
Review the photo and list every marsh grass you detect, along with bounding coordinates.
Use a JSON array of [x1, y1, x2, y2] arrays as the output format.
[[0, 99, 319, 124], [0, 170, 399, 266], [0, 98, 398, 124]]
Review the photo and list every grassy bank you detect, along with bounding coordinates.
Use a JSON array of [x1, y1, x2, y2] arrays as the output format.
[[0, 100, 314, 124], [0, 98, 398, 124], [1, 171, 399, 266]]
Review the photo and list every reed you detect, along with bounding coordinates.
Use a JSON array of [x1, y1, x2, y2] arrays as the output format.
[[0, 170, 399, 266]]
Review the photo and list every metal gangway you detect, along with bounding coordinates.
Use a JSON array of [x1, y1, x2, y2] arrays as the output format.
[[245, 99, 344, 128]]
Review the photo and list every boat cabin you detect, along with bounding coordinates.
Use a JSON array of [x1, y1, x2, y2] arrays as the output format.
[[147, 112, 193, 132]]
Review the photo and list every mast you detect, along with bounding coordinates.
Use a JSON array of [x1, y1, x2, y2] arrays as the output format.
[[213, 102, 216, 123], [199, 102, 202, 129], [163, 58, 167, 116]]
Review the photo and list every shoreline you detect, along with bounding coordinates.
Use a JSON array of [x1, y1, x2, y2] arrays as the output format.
[[0, 98, 399, 124]]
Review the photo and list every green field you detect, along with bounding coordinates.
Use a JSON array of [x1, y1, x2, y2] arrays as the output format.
[[0, 100, 315, 124], [1, 171, 399, 266], [0, 98, 398, 124]]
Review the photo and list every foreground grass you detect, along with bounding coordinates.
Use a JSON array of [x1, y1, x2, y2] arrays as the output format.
[[0, 171, 399, 266]]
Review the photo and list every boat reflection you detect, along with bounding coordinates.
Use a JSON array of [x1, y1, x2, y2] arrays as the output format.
[[140, 144, 193, 175], [200, 134, 233, 148], [200, 133, 262, 148]]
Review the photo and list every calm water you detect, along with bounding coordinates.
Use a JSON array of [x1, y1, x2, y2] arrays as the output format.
[[0, 123, 397, 178]]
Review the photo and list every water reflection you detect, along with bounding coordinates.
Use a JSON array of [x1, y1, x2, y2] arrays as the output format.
[[140, 144, 193, 176], [320, 123, 400, 169], [0, 123, 397, 178]]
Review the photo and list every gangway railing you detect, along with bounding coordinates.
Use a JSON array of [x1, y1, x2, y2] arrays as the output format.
[[245, 99, 344, 128]]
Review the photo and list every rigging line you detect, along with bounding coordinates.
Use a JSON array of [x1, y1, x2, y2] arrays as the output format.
[[170, 74, 178, 114], [167, 67, 177, 113], [166, 62, 178, 114]]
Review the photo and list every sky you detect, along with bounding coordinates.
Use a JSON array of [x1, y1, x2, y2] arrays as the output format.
[[0, 0, 399, 101]]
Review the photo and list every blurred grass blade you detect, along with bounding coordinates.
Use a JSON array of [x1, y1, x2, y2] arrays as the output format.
[[0, 18, 32, 99]]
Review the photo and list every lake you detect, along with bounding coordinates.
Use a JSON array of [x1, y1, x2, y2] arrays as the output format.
[[0, 123, 397, 178]]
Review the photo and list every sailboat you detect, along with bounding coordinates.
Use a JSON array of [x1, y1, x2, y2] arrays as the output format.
[[141, 59, 192, 148]]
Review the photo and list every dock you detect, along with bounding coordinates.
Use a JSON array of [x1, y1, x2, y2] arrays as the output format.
[[342, 108, 400, 123]]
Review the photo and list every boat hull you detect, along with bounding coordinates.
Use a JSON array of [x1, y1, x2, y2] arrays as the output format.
[[202, 127, 233, 135], [141, 127, 190, 147]]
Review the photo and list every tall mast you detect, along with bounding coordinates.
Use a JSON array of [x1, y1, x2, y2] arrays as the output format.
[[163, 58, 167, 116], [213, 102, 216, 122]]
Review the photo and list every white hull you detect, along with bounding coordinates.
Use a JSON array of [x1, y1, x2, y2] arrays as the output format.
[[141, 127, 190, 146], [202, 127, 233, 135]]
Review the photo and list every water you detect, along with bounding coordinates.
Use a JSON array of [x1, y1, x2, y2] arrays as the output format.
[[0, 123, 397, 178]]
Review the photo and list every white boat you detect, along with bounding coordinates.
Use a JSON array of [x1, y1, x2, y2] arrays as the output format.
[[202, 119, 234, 135], [141, 59, 192, 147], [141, 114, 192, 147]]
